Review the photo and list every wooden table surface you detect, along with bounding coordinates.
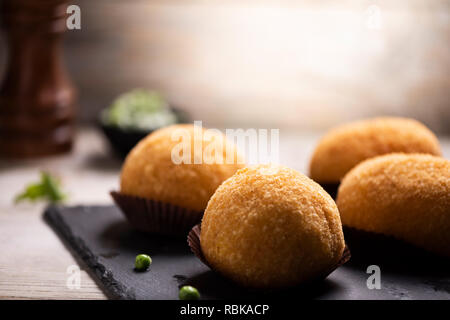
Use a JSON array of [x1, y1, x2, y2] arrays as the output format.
[[0, 126, 449, 299]]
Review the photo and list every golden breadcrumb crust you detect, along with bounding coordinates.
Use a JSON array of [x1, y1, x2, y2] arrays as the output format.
[[120, 124, 244, 212], [337, 153, 450, 257], [309, 117, 441, 183], [201, 164, 345, 288]]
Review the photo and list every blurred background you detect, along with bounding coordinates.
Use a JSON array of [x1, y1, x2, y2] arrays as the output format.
[[1, 0, 449, 133]]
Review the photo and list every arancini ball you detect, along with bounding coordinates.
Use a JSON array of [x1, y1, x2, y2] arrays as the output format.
[[200, 164, 346, 288], [309, 117, 441, 184], [120, 124, 245, 212], [337, 153, 450, 257]]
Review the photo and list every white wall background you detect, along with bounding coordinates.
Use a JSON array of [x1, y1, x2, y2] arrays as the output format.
[[1, 0, 450, 132]]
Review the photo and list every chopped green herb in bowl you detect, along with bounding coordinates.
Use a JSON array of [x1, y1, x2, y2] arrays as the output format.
[[99, 89, 187, 157], [101, 89, 178, 131]]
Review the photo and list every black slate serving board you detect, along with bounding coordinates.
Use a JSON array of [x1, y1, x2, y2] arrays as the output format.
[[44, 205, 450, 300]]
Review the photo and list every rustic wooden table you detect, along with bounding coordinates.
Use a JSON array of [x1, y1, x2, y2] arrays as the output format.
[[0, 127, 448, 299]]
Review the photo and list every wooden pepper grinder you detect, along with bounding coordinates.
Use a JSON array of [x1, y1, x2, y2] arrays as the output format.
[[0, 0, 76, 158]]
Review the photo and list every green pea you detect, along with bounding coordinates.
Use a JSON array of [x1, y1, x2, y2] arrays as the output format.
[[135, 254, 152, 271], [179, 286, 200, 300]]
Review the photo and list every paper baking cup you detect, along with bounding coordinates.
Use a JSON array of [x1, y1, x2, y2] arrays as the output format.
[[188, 223, 351, 283], [110, 191, 203, 236], [187, 224, 211, 267]]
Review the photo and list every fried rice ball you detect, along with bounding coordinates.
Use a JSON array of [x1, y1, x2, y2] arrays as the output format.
[[337, 153, 450, 257], [120, 124, 245, 212], [201, 164, 345, 288], [309, 117, 441, 184]]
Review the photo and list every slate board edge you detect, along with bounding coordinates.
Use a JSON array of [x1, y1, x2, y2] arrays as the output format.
[[43, 205, 136, 300]]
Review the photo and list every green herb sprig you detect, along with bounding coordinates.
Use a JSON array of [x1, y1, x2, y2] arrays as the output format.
[[15, 172, 67, 204]]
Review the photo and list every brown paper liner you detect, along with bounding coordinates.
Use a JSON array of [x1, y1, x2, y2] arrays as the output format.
[[343, 226, 450, 260], [110, 191, 203, 237], [188, 223, 351, 284], [187, 224, 211, 267]]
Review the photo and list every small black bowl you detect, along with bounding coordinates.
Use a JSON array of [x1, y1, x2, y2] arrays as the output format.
[[99, 108, 189, 158]]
